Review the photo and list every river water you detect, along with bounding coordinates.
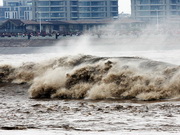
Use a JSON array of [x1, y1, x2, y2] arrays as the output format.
[[0, 36, 180, 134]]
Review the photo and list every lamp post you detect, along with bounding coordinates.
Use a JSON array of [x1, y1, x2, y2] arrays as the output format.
[[37, 11, 42, 33], [156, 9, 159, 30]]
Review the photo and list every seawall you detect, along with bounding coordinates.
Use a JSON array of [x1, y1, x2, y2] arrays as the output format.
[[0, 39, 59, 47]]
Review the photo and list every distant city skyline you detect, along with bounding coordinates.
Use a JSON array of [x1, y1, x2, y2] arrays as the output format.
[[0, 0, 131, 14]]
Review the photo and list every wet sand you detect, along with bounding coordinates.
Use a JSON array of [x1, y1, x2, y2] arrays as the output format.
[[0, 83, 180, 134]]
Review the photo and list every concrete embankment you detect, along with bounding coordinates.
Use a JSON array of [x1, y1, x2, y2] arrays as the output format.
[[0, 39, 59, 47], [1, 35, 180, 49]]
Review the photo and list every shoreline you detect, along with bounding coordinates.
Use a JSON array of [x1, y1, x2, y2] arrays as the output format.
[[1, 35, 180, 47], [0, 39, 59, 47]]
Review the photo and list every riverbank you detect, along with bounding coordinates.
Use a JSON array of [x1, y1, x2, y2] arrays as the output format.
[[0, 39, 60, 47], [1, 34, 180, 48]]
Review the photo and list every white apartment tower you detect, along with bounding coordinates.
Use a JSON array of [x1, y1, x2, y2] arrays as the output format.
[[32, 0, 118, 21], [1, 0, 32, 20], [131, 0, 180, 22]]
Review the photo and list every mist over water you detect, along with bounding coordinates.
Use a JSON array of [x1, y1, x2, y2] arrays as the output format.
[[34, 22, 180, 59]]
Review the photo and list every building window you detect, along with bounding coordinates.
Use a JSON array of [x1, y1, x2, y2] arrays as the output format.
[[79, 2, 90, 6], [71, 7, 78, 11], [136, 0, 149, 4], [171, 5, 177, 9], [40, 13, 49, 17], [37, 7, 49, 11], [27, 1, 32, 6], [170, 0, 180, 4], [111, 7, 118, 11], [110, 1, 118, 5], [150, 0, 163, 4], [111, 12, 118, 17], [138, 6, 150, 10], [71, 13, 78, 17], [71, 1, 78, 5], [92, 13, 105, 17], [79, 7, 90, 11], [138, 11, 149, 16], [51, 13, 65, 17], [150, 11, 163, 15], [37, 1, 49, 6], [51, 7, 64, 11], [151, 11, 157, 15], [24, 11, 30, 20], [91, 7, 105, 11], [171, 11, 178, 15], [5, 12, 10, 18], [8, 2, 20, 6], [79, 13, 91, 17], [150, 6, 163, 10], [50, 1, 64, 5], [91, 1, 104, 6]]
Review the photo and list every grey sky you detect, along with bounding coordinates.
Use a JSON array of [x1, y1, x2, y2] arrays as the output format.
[[119, 0, 131, 14], [0, 0, 131, 14]]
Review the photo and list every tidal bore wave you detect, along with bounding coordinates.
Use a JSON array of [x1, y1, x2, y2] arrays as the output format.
[[0, 55, 180, 101]]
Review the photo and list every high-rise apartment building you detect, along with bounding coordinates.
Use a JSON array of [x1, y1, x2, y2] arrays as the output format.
[[32, 0, 118, 21], [0, 0, 32, 20], [0, 0, 118, 21], [131, 0, 180, 22]]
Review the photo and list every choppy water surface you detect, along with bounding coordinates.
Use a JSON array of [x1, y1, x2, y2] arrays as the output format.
[[0, 37, 180, 134]]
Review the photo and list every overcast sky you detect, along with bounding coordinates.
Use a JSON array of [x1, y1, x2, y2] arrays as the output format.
[[0, 0, 131, 14]]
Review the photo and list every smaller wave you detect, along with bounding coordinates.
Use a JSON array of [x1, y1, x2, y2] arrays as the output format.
[[1, 55, 180, 101]]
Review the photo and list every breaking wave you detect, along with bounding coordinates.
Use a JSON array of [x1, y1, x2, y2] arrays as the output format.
[[1, 55, 180, 101]]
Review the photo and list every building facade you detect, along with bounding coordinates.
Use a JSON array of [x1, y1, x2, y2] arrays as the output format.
[[0, 0, 32, 20], [0, 19, 144, 34], [32, 0, 118, 21], [131, 0, 180, 23]]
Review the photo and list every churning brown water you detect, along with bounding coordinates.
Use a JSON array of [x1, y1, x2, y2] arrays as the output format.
[[1, 54, 180, 101]]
